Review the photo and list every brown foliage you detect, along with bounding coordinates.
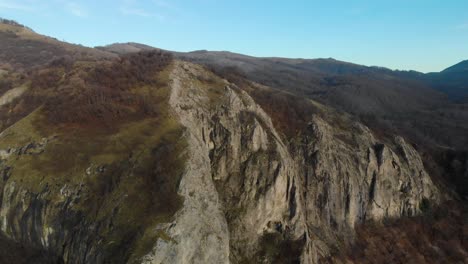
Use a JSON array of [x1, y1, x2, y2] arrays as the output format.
[[0, 19, 25, 27], [247, 87, 320, 139], [30, 67, 64, 89], [18, 51, 172, 127], [46, 51, 172, 126], [211, 66, 321, 139], [0, 232, 59, 264], [326, 201, 468, 264], [89, 50, 172, 91], [0, 76, 12, 95]]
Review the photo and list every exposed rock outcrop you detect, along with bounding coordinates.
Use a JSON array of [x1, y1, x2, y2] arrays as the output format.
[[0, 61, 441, 263], [143, 61, 440, 263], [142, 60, 231, 264], [0, 85, 27, 106]]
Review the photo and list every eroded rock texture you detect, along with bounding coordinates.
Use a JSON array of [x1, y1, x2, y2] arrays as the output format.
[[0, 61, 440, 264], [143, 62, 440, 264]]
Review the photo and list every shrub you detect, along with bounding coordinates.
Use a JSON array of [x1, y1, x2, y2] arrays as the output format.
[[419, 198, 432, 213], [27, 51, 173, 126]]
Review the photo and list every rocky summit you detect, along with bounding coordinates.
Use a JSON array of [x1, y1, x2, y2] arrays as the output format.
[[0, 19, 466, 264]]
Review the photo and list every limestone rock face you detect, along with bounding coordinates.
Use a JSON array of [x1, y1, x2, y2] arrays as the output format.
[[0, 139, 103, 263], [142, 62, 440, 264], [0, 61, 440, 263], [296, 118, 440, 263], [142, 61, 231, 264]]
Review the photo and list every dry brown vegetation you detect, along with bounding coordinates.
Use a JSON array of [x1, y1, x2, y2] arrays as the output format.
[[245, 86, 320, 139], [210, 66, 468, 264], [209, 66, 322, 139], [42, 51, 172, 126], [0, 19, 114, 71], [0, 74, 12, 93], [0, 47, 184, 262], [210, 66, 361, 146], [0, 50, 173, 131], [0, 233, 59, 264], [324, 201, 468, 264], [210, 65, 468, 202]]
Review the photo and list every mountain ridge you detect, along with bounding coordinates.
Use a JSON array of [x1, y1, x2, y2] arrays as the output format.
[[99, 41, 468, 102], [2, 17, 464, 76], [441, 60, 468, 73], [98, 42, 467, 76]]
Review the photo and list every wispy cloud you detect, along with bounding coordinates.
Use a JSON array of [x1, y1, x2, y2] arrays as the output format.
[[153, 0, 171, 8], [66, 2, 87, 17], [119, 0, 164, 20], [457, 23, 468, 30], [0, 0, 32, 11], [120, 6, 152, 17]]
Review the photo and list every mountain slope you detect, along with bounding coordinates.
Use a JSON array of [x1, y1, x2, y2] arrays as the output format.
[[0, 55, 444, 263], [150, 63, 440, 263], [0, 20, 466, 263], [98, 42, 468, 110], [96, 42, 158, 55], [0, 19, 115, 71], [99, 41, 468, 106], [441, 60, 468, 73], [425, 60, 468, 101], [167, 49, 468, 196], [174, 50, 445, 115]]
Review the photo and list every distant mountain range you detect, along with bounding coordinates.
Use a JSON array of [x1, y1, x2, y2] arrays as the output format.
[[98, 42, 468, 102]]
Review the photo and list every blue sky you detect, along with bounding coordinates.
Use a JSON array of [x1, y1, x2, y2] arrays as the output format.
[[0, 0, 467, 72]]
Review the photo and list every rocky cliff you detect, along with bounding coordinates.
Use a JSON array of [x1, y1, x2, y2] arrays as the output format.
[[142, 62, 440, 263], [0, 60, 441, 263]]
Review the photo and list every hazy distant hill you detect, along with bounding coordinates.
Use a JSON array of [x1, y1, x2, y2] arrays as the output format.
[[174, 50, 446, 116], [101, 43, 466, 107], [98, 42, 468, 104], [425, 60, 468, 101], [96, 42, 158, 55], [442, 60, 468, 73]]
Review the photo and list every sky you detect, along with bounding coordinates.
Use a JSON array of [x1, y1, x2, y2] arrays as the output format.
[[0, 0, 467, 72]]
